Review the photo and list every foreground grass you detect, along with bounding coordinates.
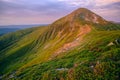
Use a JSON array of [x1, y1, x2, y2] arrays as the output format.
[[1, 30, 120, 80]]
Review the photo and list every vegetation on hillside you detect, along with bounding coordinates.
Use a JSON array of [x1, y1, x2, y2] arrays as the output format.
[[0, 8, 120, 80]]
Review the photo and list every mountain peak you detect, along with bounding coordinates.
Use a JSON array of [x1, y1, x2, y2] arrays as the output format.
[[72, 8, 91, 13], [66, 8, 107, 24]]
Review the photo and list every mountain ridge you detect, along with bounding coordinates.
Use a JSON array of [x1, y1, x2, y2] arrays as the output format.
[[0, 8, 120, 80], [52, 8, 108, 26]]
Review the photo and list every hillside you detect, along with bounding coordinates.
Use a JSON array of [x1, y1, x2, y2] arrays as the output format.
[[0, 8, 120, 80]]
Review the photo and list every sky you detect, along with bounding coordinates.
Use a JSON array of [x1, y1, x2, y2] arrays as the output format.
[[0, 0, 120, 25]]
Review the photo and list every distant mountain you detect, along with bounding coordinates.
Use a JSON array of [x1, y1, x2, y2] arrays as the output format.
[[0, 28, 20, 36], [0, 24, 48, 29], [0, 24, 48, 36], [0, 8, 120, 80]]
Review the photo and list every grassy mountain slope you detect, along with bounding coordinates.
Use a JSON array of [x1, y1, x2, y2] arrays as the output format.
[[0, 8, 120, 80], [16, 31, 120, 80]]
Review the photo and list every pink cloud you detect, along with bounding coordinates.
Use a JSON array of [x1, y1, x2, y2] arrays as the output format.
[[94, 0, 120, 6], [58, 0, 120, 7]]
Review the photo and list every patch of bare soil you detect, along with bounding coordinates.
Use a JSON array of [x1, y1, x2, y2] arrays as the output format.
[[50, 25, 91, 59]]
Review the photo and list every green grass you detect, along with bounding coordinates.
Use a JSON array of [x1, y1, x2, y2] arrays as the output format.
[[0, 13, 120, 79], [13, 30, 120, 80], [1, 28, 120, 80]]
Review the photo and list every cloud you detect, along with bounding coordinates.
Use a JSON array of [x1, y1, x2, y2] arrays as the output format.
[[0, 0, 72, 16], [94, 0, 120, 6], [57, 0, 120, 7], [93, 8, 120, 21], [58, 0, 93, 7], [1, 0, 14, 2], [0, 0, 73, 25], [92, 1, 120, 21], [104, 2, 120, 9], [0, 0, 120, 25]]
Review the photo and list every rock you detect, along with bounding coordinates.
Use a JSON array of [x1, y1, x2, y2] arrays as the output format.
[[107, 42, 114, 46], [107, 38, 120, 47], [9, 74, 14, 78], [56, 68, 68, 71], [0, 75, 3, 79], [0, 74, 5, 79], [8, 71, 16, 79], [115, 38, 120, 45], [90, 65, 94, 68]]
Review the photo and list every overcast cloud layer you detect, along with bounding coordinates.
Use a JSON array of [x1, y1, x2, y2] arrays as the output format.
[[0, 0, 120, 25]]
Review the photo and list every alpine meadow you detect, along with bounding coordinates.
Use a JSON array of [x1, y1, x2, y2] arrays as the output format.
[[0, 1, 120, 80]]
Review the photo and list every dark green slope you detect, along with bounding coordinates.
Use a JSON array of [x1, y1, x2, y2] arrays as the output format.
[[0, 26, 48, 73], [0, 8, 120, 80]]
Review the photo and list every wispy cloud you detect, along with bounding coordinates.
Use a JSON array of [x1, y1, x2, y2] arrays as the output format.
[[57, 0, 120, 7], [94, 0, 120, 6], [0, 0, 120, 25]]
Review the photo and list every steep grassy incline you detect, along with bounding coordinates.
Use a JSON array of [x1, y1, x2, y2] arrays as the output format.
[[0, 27, 40, 51], [1, 30, 120, 80], [0, 26, 48, 74], [0, 8, 120, 80], [15, 30, 120, 80]]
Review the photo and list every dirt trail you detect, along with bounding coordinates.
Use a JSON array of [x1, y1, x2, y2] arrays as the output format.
[[77, 24, 91, 37]]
